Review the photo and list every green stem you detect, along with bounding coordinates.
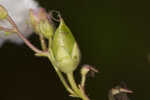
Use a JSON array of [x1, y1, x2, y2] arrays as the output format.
[[39, 34, 47, 51], [67, 72, 80, 95], [81, 75, 86, 87], [67, 72, 90, 100], [7, 15, 44, 54], [53, 63, 75, 95]]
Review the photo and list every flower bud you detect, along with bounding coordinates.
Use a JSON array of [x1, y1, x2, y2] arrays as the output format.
[[81, 65, 98, 78], [29, 8, 54, 39], [51, 18, 80, 73], [80, 65, 90, 77], [0, 5, 8, 19], [111, 85, 133, 95]]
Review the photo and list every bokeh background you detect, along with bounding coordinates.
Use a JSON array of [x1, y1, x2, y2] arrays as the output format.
[[0, 0, 150, 100]]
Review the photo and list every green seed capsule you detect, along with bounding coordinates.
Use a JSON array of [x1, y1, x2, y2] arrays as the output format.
[[51, 18, 80, 73]]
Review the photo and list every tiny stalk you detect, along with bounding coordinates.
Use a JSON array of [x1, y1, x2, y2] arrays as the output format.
[[39, 34, 47, 51]]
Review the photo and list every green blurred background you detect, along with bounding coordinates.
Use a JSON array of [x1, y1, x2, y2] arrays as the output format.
[[0, 0, 150, 100]]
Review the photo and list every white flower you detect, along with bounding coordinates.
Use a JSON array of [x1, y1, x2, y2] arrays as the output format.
[[0, 0, 39, 46]]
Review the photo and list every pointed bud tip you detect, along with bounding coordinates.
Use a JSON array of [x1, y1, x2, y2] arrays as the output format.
[[111, 88, 133, 96], [81, 65, 98, 76], [120, 88, 133, 93]]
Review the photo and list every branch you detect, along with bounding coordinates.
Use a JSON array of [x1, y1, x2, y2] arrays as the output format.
[[6, 15, 47, 55]]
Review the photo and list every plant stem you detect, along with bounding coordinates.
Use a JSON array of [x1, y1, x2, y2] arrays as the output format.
[[53, 64, 76, 95], [67, 72, 80, 95], [7, 15, 45, 54], [67, 72, 90, 100], [79, 85, 90, 100], [39, 34, 47, 50], [81, 75, 86, 87], [0, 26, 16, 33]]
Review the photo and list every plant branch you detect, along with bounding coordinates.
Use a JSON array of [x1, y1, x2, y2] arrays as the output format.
[[6, 15, 46, 54], [81, 75, 86, 87], [0, 26, 15, 33], [39, 34, 47, 51], [67, 72, 90, 100], [79, 85, 90, 100], [67, 72, 80, 96]]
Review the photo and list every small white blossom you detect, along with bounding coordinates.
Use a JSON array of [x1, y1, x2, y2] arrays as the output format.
[[0, 0, 39, 46]]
